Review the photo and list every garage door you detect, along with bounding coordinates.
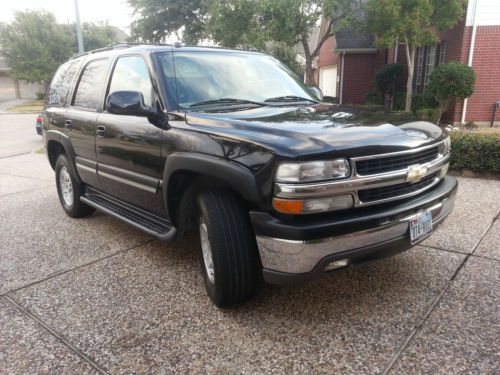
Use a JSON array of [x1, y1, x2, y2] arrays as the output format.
[[319, 65, 337, 97], [0, 76, 17, 101]]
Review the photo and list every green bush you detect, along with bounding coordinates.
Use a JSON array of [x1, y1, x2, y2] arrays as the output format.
[[450, 131, 500, 174], [428, 62, 476, 123], [416, 107, 441, 124], [35, 91, 46, 100], [323, 96, 338, 104], [363, 92, 383, 105]]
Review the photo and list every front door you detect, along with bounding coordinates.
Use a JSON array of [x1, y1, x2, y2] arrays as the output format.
[[96, 55, 164, 215]]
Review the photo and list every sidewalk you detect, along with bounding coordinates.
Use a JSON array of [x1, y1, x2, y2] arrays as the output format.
[[0, 99, 35, 114]]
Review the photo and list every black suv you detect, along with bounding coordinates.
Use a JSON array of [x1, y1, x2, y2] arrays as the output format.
[[43, 44, 457, 306]]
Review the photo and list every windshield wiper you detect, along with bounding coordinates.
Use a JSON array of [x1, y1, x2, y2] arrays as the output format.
[[189, 98, 266, 108], [264, 95, 318, 104]]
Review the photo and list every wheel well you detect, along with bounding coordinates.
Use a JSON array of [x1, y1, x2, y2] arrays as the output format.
[[47, 141, 65, 170], [167, 170, 250, 232]]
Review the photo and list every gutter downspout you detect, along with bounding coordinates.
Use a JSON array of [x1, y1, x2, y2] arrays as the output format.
[[461, 0, 478, 124], [339, 52, 345, 105], [394, 38, 399, 63]]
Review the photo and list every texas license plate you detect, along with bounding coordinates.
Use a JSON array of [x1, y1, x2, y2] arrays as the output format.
[[410, 211, 433, 244]]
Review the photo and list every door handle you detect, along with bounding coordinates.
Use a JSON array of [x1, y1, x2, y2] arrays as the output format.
[[96, 125, 107, 137], [64, 120, 72, 130]]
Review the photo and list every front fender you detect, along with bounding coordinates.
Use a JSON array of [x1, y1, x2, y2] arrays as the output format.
[[44, 130, 82, 183]]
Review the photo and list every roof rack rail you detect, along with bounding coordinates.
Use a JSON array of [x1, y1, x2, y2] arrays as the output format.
[[70, 43, 138, 60]]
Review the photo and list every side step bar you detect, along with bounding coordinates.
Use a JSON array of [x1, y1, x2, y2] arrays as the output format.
[[81, 187, 178, 241]]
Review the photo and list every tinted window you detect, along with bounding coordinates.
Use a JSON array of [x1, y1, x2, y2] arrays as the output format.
[[73, 59, 109, 110], [47, 60, 80, 106], [108, 56, 153, 107]]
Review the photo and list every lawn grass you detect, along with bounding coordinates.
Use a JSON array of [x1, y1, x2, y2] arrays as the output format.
[[6, 100, 44, 113]]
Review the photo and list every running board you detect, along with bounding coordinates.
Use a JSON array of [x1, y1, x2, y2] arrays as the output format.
[[81, 187, 177, 241]]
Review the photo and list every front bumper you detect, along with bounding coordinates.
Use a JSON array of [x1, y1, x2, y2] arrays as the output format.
[[250, 176, 458, 285]]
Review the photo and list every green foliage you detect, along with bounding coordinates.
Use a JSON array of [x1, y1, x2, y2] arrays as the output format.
[[450, 131, 500, 174], [267, 44, 303, 77], [365, 0, 466, 111], [393, 92, 437, 112], [0, 10, 74, 84], [128, 0, 206, 43], [363, 92, 383, 105], [0, 10, 122, 86], [428, 62, 476, 123], [416, 107, 441, 124], [35, 92, 46, 100], [373, 63, 402, 97]]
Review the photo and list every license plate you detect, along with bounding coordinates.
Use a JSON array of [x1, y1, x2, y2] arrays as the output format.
[[410, 211, 433, 244]]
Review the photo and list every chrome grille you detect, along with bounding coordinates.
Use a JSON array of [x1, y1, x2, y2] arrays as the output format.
[[358, 172, 438, 203], [355, 146, 439, 175]]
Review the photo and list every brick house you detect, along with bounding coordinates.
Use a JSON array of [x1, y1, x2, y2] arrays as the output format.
[[314, 0, 500, 125]]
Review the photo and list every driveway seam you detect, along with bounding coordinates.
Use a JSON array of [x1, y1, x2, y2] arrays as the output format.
[[381, 215, 497, 374], [1, 238, 154, 297], [0, 185, 54, 199], [0, 152, 31, 159], [2, 295, 110, 375], [419, 244, 500, 262]]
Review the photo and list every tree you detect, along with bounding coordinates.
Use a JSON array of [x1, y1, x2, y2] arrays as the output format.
[[365, 0, 466, 112], [427, 62, 475, 123], [373, 63, 402, 111], [128, 0, 361, 86], [243, 0, 362, 85], [0, 10, 74, 88], [81, 21, 120, 51], [128, 0, 206, 43]]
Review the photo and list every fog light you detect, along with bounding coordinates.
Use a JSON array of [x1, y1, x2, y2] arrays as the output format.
[[324, 259, 349, 271]]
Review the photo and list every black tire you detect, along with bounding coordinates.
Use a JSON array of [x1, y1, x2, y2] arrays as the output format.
[[55, 154, 95, 218], [197, 190, 259, 307]]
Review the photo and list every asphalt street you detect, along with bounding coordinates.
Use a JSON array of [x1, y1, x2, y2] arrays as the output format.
[[0, 114, 499, 374]]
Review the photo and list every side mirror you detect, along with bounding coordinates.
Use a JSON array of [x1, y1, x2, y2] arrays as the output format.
[[106, 91, 155, 117], [309, 87, 324, 102]]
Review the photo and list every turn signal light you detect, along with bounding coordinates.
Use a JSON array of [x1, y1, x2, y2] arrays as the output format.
[[272, 199, 304, 214], [273, 194, 353, 214]]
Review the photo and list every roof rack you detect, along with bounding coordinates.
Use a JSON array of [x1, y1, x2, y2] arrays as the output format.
[[69, 43, 159, 60]]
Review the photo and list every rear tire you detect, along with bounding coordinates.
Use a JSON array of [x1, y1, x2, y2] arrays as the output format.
[[197, 190, 259, 307], [55, 154, 95, 218]]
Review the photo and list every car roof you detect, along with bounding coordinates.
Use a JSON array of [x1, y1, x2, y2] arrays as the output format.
[[69, 43, 265, 63]]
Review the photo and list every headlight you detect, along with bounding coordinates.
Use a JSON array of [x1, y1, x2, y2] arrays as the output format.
[[438, 137, 451, 155], [276, 159, 350, 183]]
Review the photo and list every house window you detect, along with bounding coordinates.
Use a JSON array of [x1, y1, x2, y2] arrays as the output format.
[[424, 45, 436, 90], [416, 48, 424, 91], [439, 42, 446, 64]]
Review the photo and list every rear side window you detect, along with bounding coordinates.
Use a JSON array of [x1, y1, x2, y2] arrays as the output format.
[[46, 60, 80, 106], [73, 59, 109, 110], [108, 56, 153, 107]]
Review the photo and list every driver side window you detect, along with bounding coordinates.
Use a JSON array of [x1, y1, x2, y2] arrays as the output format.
[[108, 56, 153, 107]]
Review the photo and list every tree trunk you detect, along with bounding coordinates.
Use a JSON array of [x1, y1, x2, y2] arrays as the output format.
[[301, 36, 315, 86], [404, 42, 416, 112]]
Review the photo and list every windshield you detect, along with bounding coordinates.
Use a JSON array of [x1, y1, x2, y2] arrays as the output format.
[[156, 51, 318, 110]]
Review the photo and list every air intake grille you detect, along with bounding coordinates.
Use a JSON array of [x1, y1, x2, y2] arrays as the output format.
[[358, 173, 438, 203], [355, 147, 439, 175]]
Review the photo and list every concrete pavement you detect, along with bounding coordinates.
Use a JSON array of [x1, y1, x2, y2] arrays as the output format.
[[0, 122, 498, 373], [0, 114, 43, 158]]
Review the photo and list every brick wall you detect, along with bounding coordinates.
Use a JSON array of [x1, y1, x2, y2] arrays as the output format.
[[341, 52, 386, 104], [318, 36, 339, 68]]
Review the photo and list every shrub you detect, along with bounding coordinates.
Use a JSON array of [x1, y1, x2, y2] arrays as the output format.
[[393, 92, 437, 112], [428, 62, 476, 123], [363, 92, 383, 105], [35, 91, 46, 100], [373, 63, 402, 111], [323, 96, 338, 104], [450, 131, 500, 174], [416, 107, 441, 123]]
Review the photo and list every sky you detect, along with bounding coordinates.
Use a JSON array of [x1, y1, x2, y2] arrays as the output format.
[[0, 0, 134, 33]]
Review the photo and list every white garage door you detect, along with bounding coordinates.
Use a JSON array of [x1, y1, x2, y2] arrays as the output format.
[[319, 65, 337, 97]]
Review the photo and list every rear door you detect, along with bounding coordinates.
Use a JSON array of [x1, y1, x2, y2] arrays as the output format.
[[66, 58, 110, 187], [96, 54, 164, 215]]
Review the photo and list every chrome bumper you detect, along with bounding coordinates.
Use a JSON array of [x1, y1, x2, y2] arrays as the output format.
[[256, 193, 455, 275]]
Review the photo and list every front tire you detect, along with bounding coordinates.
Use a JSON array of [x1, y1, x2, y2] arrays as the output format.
[[55, 154, 95, 218], [197, 190, 259, 307]]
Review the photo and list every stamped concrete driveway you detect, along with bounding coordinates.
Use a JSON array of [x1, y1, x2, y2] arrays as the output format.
[[1, 150, 499, 373]]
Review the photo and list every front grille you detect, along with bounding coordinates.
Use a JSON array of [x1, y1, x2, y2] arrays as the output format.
[[358, 173, 438, 203], [355, 146, 439, 175]]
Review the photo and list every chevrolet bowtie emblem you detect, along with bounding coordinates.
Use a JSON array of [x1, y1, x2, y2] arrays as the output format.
[[406, 165, 428, 183]]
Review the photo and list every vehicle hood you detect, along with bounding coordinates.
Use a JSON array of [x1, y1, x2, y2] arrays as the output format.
[[182, 104, 445, 159]]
